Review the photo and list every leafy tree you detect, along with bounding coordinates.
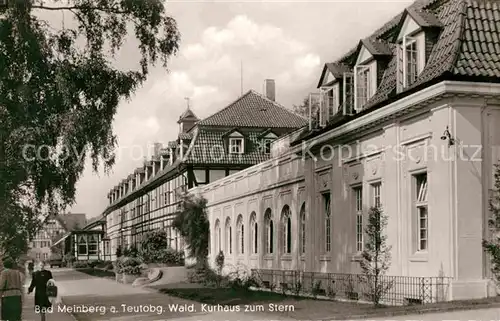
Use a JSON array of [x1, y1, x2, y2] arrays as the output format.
[[360, 206, 392, 306], [0, 0, 180, 259], [138, 230, 171, 263], [292, 95, 320, 118], [172, 194, 209, 268], [483, 163, 500, 284]]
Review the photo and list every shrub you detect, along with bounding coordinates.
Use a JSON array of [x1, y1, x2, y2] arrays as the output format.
[[115, 256, 144, 275], [116, 245, 123, 258], [123, 245, 139, 258], [484, 163, 500, 287], [73, 261, 89, 269], [63, 253, 76, 264], [138, 230, 174, 264], [104, 262, 114, 270]]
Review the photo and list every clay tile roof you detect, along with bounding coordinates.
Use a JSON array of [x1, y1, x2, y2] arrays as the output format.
[[184, 128, 272, 165], [325, 63, 351, 78], [407, 7, 443, 27], [179, 132, 193, 140], [361, 38, 393, 56], [167, 141, 178, 148], [452, 0, 500, 78], [196, 90, 307, 128]]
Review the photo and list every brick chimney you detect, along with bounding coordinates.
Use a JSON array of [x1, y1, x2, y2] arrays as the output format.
[[264, 79, 275, 101]]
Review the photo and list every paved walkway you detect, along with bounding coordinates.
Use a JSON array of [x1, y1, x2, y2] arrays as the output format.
[[54, 269, 290, 321], [21, 271, 75, 321], [42, 269, 500, 321]]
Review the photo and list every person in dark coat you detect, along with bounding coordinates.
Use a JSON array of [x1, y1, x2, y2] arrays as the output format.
[[28, 261, 53, 321], [0, 257, 24, 321]]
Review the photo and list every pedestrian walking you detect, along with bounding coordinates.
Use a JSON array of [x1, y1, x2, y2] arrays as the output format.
[[0, 257, 24, 321], [28, 261, 53, 321]]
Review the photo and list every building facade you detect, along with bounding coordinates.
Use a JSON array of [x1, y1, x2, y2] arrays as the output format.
[[103, 82, 307, 261], [52, 214, 110, 262], [192, 0, 500, 302], [28, 213, 87, 262]]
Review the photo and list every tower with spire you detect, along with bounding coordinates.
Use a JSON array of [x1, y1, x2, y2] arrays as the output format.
[[178, 97, 199, 134]]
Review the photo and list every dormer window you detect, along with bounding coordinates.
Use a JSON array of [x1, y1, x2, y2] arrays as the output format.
[[395, 8, 441, 92], [229, 138, 244, 154], [258, 129, 278, 154], [397, 35, 420, 91], [319, 86, 337, 127], [263, 139, 273, 154], [352, 39, 386, 112], [354, 65, 372, 111]]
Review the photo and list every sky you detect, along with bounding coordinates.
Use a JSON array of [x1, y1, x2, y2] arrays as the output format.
[[64, 0, 414, 218]]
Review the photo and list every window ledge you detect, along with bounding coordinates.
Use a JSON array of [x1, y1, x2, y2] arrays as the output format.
[[319, 255, 331, 262], [409, 252, 428, 262], [250, 254, 258, 260], [280, 254, 292, 261], [300, 254, 305, 261], [351, 253, 363, 262], [263, 254, 273, 260]]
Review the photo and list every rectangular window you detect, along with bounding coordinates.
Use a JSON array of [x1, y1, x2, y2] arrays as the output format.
[[343, 72, 355, 115], [229, 138, 244, 154], [354, 65, 371, 111], [415, 173, 428, 251], [371, 182, 381, 208], [354, 186, 363, 252], [405, 39, 418, 86], [263, 139, 273, 154], [319, 87, 336, 126], [323, 193, 331, 252]]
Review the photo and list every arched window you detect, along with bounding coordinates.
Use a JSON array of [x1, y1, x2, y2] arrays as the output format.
[[281, 205, 292, 254], [214, 219, 221, 253], [250, 212, 258, 254], [237, 215, 244, 255], [225, 218, 232, 254], [264, 208, 273, 254], [300, 203, 306, 255]]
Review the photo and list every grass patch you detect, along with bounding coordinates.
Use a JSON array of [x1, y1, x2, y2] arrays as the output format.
[[77, 268, 115, 279], [159, 286, 307, 305]]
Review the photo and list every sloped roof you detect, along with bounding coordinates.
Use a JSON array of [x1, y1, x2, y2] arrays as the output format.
[[335, 0, 500, 112], [361, 38, 393, 56], [405, 6, 443, 27], [178, 108, 199, 123], [183, 129, 272, 165], [196, 90, 307, 128], [55, 213, 87, 231], [178, 132, 193, 140], [295, 0, 500, 144], [83, 215, 105, 230]]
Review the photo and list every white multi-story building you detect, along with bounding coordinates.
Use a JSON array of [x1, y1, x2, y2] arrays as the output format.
[[191, 0, 500, 303]]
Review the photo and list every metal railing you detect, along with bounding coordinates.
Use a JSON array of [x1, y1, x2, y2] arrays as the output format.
[[250, 269, 451, 306]]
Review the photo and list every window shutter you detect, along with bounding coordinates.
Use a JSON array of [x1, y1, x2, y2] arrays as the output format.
[[396, 44, 404, 92], [319, 90, 327, 127], [343, 72, 354, 115]]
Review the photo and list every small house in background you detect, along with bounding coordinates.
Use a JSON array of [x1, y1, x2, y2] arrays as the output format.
[[51, 214, 109, 262], [28, 212, 86, 262]]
